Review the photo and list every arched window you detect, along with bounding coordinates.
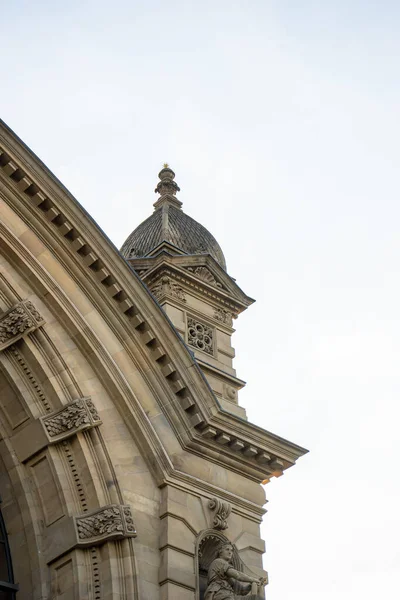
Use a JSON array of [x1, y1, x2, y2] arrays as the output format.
[[0, 506, 18, 599]]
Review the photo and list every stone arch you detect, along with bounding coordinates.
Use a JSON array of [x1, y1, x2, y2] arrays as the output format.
[[0, 250, 142, 598], [0, 499, 18, 598], [0, 365, 47, 598], [0, 119, 287, 600]]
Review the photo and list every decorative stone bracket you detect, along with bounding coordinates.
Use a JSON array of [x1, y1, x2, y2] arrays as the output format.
[[150, 275, 186, 303], [75, 504, 136, 545], [209, 497, 231, 530], [12, 397, 102, 463], [45, 504, 136, 563], [0, 300, 44, 351]]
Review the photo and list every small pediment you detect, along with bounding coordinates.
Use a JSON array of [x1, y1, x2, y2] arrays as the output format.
[[128, 252, 254, 313], [178, 256, 254, 311], [185, 265, 225, 289]]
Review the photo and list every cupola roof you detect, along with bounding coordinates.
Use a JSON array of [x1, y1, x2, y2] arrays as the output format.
[[120, 166, 227, 270]]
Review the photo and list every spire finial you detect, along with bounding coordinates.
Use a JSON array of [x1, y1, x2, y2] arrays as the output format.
[[154, 165, 181, 197]]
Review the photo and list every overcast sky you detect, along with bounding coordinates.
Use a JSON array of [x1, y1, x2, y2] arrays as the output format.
[[2, 1, 399, 598]]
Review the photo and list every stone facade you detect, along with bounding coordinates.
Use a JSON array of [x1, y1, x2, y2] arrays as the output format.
[[0, 122, 307, 599]]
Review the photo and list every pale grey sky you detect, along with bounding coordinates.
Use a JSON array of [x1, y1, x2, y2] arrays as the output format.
[[2, 1, 400, 598]]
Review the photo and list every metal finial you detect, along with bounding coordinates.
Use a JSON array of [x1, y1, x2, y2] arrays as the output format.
[[163, 163, 169, 168]]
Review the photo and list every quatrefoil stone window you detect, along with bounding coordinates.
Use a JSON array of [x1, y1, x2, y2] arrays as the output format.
[[187, 317, 214, 355]]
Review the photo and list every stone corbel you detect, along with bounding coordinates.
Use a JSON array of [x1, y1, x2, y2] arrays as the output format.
[[12, 397, 102, 462], [150, 275, 186, 303], [0, 300, 45, 351], [209, 497, 231, 530], [45, 504, 136, 563]]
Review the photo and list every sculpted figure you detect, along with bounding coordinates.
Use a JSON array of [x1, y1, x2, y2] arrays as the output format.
[[204, 542, 266, 599]]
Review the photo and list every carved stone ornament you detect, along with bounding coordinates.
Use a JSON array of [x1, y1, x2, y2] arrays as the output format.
[[150, 276, 186, 303], [208, 498, 231, 530], [136, 269, 148, 277], [186, 266, 223, 288], [187, 317, 214, 355], [74, 504, 136, 545], [0, 299, 45, 351], [197, 533, 267, 600], [213, 307, 233, 325], [41, 397, 102, 442]]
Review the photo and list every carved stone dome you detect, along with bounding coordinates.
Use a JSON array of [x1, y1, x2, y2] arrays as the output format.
[[120, 166, 227, 270]]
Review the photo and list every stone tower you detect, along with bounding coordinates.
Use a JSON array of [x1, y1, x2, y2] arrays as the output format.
[[121, 166, 253, 420], [0, 122, 307, 600]]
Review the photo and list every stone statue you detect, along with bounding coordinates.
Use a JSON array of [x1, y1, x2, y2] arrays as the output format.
[[204, 542, 267, 599]]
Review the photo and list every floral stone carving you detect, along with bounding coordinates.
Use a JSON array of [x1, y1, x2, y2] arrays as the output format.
[[186, 266, 223, 288], [213, 308, 233, 325], [187, 317, 214, 355], [209, 498, 231, 530], [150, 276, 186, 303], [41, 397, 101, 441], [75, 504, 136, 545], [0, 299, 45, 351]]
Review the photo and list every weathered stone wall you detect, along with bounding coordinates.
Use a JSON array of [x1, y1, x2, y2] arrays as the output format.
[[0, 247, 265, 599], [0, 121, 305, 598]]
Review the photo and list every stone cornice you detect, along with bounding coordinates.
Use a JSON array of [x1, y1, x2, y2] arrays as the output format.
[[129, 255, 253, 314], [0, 221, 270, 517], [148, 266, 240, 314], [196, 358, 246, 389], [0, 122, 307, 487]]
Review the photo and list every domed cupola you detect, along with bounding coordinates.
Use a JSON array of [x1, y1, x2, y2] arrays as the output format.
[[120, 166, 227, 270], [122, 165, 254, 420]]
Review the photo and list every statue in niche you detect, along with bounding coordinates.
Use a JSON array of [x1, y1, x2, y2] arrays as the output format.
[[198, 535, 267, 600]]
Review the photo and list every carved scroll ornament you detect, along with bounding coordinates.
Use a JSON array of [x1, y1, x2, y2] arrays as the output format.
[[0, 300, 44, 350], [209, 497, 231, 530]]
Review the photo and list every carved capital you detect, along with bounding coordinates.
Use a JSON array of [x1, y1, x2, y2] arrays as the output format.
[[0, 300, 44, 350], [209, 497, 231, 530], [74, 504, 136, 545]]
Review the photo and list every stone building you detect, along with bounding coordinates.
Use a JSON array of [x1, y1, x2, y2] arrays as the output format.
[[0, 120, 306, 599]]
